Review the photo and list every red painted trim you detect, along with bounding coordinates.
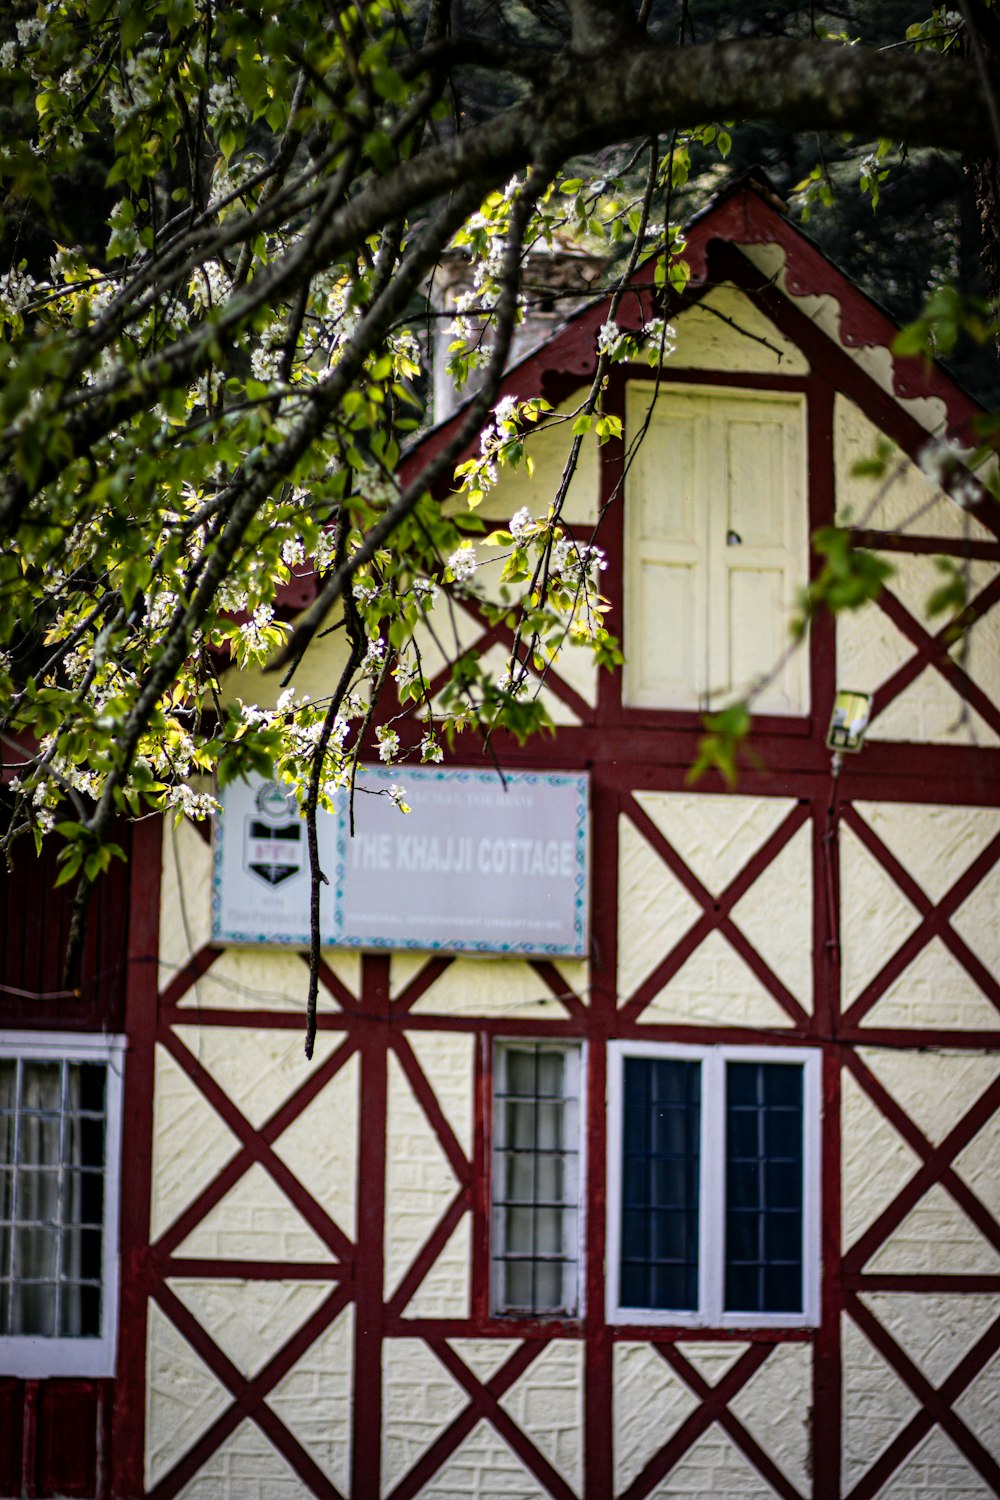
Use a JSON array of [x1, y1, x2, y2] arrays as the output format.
[[471, 1032, 491, 1323], [582, 772, 617, 1500], [609, 1323, 813, 1344], [850, 528, 1000, 563], [846, 1273, 1000, 1292], [113, 814, 162, 1500], [351, 954, 389, 1500], [158, 1005, 352, 1029], [584, 1040, 611, 1500], [808, 380, 838, 732], [163, 1259, 346, 1280], [22, 1379, 38, 1500], [814, 1044, 844, 1500], [841, 1027, 1000, 1049]]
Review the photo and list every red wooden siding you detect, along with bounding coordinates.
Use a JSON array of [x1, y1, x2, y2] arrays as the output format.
[[0, 816, 134, 1032]]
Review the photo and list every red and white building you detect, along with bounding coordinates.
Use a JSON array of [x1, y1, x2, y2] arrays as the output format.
[[3, 173, 1000, 1499]]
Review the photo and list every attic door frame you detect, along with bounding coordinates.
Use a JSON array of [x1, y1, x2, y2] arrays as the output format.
[[621, 379, 809, 719]]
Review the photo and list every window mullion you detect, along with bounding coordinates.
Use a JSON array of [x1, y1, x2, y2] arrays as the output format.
[[701, 1051, 725, 1325]]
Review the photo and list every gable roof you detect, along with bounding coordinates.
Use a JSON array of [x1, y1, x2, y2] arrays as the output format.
[[405, 170, 985, 487]]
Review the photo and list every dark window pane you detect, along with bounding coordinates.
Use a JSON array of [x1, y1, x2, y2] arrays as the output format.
[[67, 1115, 106, 1169], [728, 1210, 760, 1260], [76, 1065, 107, 1114], [728, 1161, 763, 1209], [765, 1212, 802, 1262], [620, 1057, 700, 1311], [0, 1169, 13, 1220], [725, 1263, 759, 1313], [727, 1107, 760, 1158], [62, 1227, 103, 1281], [763, 1066, 802, 1108], [725, 1063, 804, 1315], [766, 1161, 802, 1211], [765, 1109, 802, 1159], [0, 1063, 15, 1114], [765, 1264, 802, 1313]]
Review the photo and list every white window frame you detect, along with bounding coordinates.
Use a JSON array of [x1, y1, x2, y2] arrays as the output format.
[[606, 1042, 820, 1328], [490, 1040, 587, 1320], [0, 1031, 125, 1377]]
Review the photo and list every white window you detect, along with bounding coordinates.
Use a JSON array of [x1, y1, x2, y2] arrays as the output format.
[[491, 1042, 583, 1317], [0, 1033, 124, 1377], [624, 383, 808, 715], [606, 1043, 820, 1328]]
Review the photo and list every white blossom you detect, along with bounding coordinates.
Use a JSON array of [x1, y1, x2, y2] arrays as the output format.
[[420, 733, 443, 763], [189, 259, 233, 311], [918, 436, 975, 487], [281, 537, 305, 567], [448, 547, 477, 582], [509, 507, 533, 543], [376, 726, 399, 762], [362, 636, 385, 674], [166, 784, 220, 819]]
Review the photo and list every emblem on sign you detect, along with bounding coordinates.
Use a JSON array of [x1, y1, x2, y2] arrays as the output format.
[[244, 780, 304, 887]]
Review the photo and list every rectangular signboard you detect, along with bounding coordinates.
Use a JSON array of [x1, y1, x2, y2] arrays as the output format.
[[212, 766, 589, 957]]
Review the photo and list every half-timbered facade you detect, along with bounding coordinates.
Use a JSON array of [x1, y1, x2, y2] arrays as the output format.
[[3, 174, 1000, 1498]]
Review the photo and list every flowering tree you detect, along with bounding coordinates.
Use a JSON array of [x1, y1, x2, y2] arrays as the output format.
[[0, 0, 996, 1025]]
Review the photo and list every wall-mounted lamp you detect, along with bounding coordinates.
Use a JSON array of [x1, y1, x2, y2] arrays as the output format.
[[826, 690, 872, 754]]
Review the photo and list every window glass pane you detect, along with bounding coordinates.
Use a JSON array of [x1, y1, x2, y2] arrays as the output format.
[[18, 1116, 60, 1165], [77, 1064, 106, 1115], [492, 1044, 580, 1316], [0, 1169, 13, 1221], [60, 1283, 101, 1338], [12, 1282, 56, 1337], [724, 1062, 803, 1314], [15, 1225, 58, 1281], [620, 1057, 700, 1312], [21, 1063, 61, 1113]]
